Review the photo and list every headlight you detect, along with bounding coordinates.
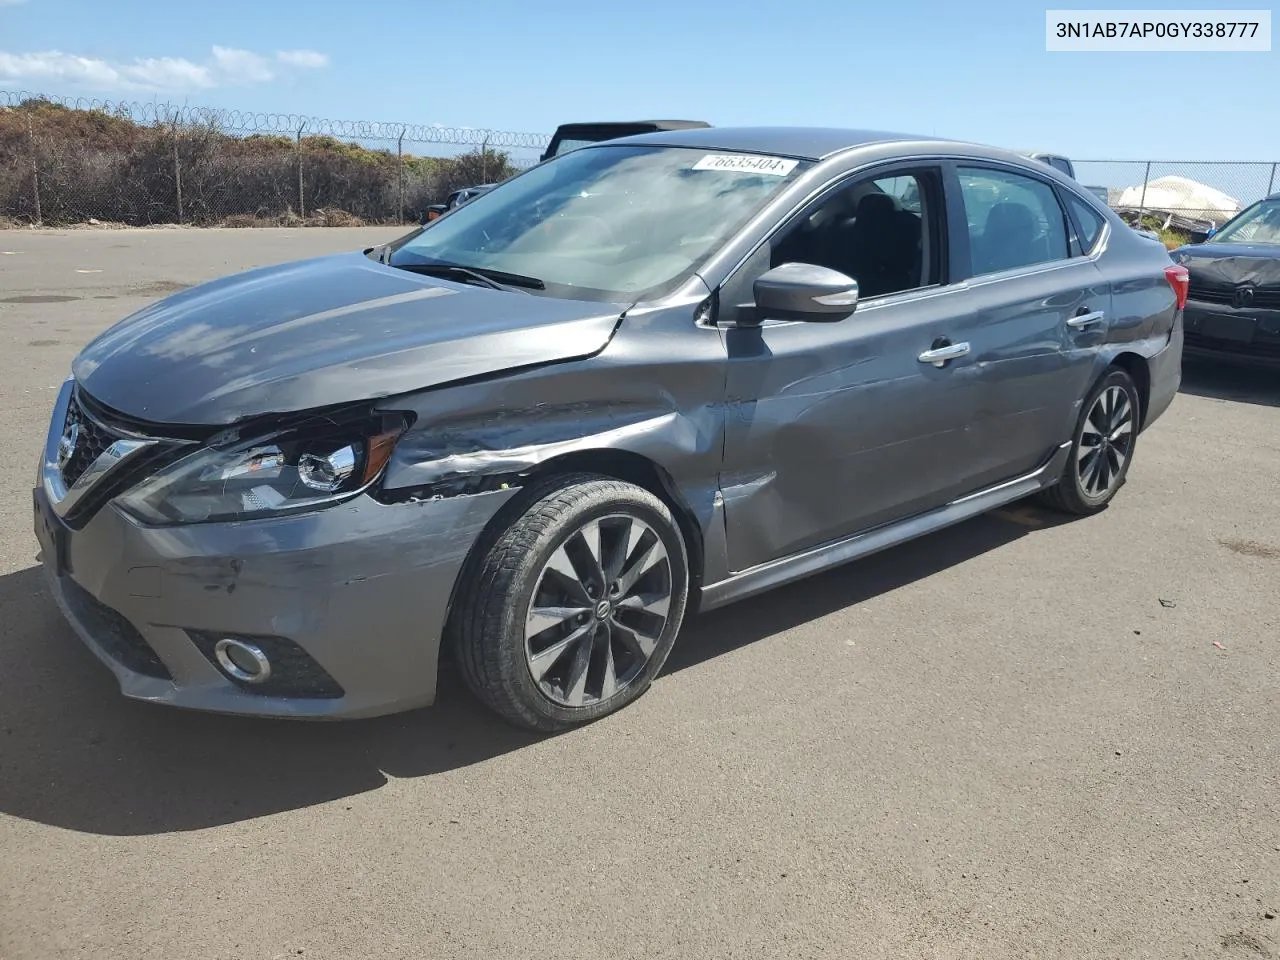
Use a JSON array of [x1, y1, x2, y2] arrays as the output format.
[[118, 413, 409, 524]]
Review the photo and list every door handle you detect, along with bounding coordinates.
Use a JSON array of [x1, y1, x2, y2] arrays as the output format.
[[1067, 310, 1105, 328], [917, 341, 971, 366]]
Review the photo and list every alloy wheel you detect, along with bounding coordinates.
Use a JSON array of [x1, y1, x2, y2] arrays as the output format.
[[524, 513, 673, 708], [1077, 385, 1134, 499]]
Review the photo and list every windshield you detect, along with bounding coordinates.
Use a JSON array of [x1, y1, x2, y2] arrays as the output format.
[[1213, 199, 1280, 245], [389, 145, 811, 301]]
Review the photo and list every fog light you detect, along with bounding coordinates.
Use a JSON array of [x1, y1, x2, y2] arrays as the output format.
[[213, 637, 272, 684]]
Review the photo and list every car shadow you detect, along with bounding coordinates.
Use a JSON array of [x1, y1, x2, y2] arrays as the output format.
[[666, 504, 1070, 674], [0, 504, 1071, 837], [1179, 358, 1280, 408]]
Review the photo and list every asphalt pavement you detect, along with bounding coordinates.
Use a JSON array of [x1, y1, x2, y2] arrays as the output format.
[[1, 227, 1277, 960]]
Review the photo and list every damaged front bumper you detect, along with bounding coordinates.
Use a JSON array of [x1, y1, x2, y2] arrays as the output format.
[[33, 478, 515, 720], [1183, 300, 1280, 368]]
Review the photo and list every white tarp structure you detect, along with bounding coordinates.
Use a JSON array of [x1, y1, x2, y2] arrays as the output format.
[[1115, 175, 1240, 220]]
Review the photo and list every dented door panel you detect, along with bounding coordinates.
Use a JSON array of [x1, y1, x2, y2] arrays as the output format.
[[720, 290, 983, 573]]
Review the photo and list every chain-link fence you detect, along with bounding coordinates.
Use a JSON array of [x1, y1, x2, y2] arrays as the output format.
[[1075, 159, 1278, 238], [4, 91, 1280, 234], [0, 91, 549, 227]]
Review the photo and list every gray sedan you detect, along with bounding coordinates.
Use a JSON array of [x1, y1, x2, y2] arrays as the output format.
[[34, 127, 1185, 730]]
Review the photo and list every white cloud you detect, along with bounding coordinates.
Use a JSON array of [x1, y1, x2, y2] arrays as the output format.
[[211, 46, 275, 84], [0, 44, 329, 92], [276, 49, 328, 69]]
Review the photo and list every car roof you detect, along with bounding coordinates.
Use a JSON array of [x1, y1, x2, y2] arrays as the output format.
[[604, 126, 955, 161]]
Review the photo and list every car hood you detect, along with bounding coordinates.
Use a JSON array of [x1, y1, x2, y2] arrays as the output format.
[[1174, 242, 1280, 286], [73, 252, 626, 426]]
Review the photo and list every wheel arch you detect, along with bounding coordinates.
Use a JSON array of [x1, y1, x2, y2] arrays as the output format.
[[521, 449, 707, 594], [1110, 351, 1152, 428], [439, 448, 708, 671]]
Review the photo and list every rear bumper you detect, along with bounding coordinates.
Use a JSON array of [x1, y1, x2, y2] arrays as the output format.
[[1183, 300, 1280, 369], [1143, 311, 1184, 430]]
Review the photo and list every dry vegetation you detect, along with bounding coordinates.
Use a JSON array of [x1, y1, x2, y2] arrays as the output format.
[[0, 99, 520, 227]]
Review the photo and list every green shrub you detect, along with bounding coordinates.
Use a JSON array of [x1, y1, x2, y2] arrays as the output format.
[[0, 100, 520, 226]]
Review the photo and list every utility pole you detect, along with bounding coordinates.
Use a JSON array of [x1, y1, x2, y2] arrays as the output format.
[[172, 111, 184, 224], [397, 126, 407, 223], [296, 122, 307, 219], [27, 113, 42, 226]]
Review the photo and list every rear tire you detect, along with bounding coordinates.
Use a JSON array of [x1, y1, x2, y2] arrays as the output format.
[[452, 473, 689, 732], [1038, 366, 1141, 516]]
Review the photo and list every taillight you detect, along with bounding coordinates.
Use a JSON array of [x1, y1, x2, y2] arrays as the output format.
[[1164, 264, 1189, 310]]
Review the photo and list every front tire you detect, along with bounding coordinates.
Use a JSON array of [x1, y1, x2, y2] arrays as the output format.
[[452, 473, 690, 732], [1039, 366, 1141, 515]]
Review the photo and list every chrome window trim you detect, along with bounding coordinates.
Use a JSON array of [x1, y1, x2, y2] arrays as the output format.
[[955, 249, 1104, 289], [700, 150, 1113, 331], [677, 148, 1116, 334]]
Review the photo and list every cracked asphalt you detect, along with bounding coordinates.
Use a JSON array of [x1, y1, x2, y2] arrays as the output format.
[[1, 227, 1277, 960]]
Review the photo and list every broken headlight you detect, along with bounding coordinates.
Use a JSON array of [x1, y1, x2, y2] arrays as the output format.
[[117, 414, 408, 524]]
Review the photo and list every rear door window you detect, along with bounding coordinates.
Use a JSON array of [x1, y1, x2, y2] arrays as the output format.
[[1065, 193, 1107, 253], [957, 167, 1070, 276]]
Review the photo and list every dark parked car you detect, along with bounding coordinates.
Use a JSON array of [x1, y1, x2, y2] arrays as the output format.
[[538, 119, 710, 163], [420, 184, 497, 223], [1024, 152, 1154, 239], [1172, 193, 1280, 367], [1023, 152, 1107, 202], [35, 127, 1185, 731]]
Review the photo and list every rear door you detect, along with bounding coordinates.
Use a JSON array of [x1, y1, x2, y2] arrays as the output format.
[[948, 163, 1110, 486]]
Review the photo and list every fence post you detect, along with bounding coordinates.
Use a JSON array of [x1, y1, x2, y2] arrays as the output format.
[[1268, 162, 1277, 197], [26, 113, 42, 226], [296, 122, 307, 219], [482, 134, 490, 184], [172, 111, 184, 224], [1136, 161, 1151, 226], [397, 126, 406, 224]]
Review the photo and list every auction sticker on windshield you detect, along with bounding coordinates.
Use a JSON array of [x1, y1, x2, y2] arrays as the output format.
[[692, 154, 799, 176]]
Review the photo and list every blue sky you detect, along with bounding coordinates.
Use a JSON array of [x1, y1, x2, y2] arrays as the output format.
[[1, 0, 1277, 161]]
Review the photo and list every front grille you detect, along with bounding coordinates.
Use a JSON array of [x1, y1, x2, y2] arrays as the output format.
[[59, 392, 116, 488], [60, 577, 172, 680], [57, 387, 191, 529], [1188, 281, 1280, 310], [187, 631, 346, 699], [1188, 283, 1232, 305]]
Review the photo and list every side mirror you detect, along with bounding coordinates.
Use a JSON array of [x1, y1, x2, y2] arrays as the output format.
[[1204, 227, 1217, 240], [752, 262, 860, 322]]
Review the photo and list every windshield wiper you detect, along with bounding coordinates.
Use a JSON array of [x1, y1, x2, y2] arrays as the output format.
[[392, 260, 545, 291]]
